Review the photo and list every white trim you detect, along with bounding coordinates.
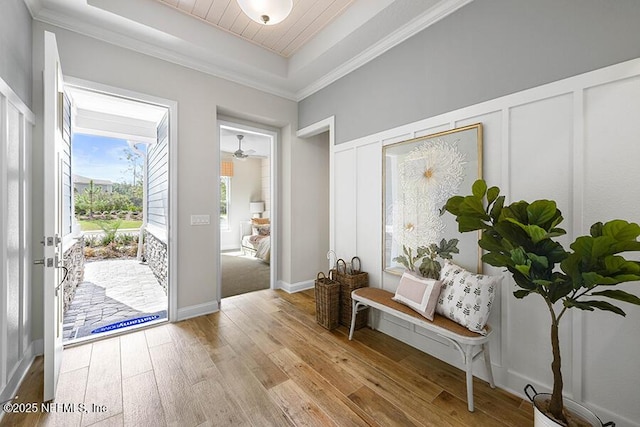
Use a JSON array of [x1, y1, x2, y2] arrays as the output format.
[[0, 341, 39, 412], [1, 92, 7, 393], [166, 99, 179, 323], [176, 301, 219, 321], [0, 78, 35, 125], [276, 279, 314, 294], [0, 75, 35, 406], [295, 0, 474, 101], [145, 223, 168, 245], [296, 116, 335, 139]]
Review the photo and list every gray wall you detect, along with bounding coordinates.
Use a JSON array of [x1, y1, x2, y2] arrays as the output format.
[[299, 0, 640, 144], [0, 0, 32, 107]]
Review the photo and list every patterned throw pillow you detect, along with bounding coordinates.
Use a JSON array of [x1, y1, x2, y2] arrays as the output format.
[[392, 272, 443, 321], [436, 260, 502, 335]]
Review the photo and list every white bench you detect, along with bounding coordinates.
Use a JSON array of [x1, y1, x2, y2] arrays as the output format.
[[348, 287, 495, 412]]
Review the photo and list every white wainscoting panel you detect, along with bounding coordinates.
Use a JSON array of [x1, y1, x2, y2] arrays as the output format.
[[355, 142, 382, 287], [330, 57, 640, 426], [333, 149, 357, 260], [0, 78, 34, 404], [581, 74, 640, 423]]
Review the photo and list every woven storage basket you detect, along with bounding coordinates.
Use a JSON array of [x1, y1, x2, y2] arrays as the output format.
[[315, 271, 340, 330], [336, 257, 369, 329]]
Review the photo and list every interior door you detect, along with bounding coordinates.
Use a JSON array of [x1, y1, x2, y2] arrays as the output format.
[[43, 30, 66, 402]]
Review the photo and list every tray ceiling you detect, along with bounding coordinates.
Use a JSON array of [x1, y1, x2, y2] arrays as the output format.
[[156, 0, 355, 57]]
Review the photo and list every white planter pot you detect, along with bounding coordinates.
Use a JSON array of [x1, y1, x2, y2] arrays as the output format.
[[525, 385, 615, 427]]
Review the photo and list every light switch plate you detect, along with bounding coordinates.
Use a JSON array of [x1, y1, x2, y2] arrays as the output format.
[[190, 214, 210, 225]]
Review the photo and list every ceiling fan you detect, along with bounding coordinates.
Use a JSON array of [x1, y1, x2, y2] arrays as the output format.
[[233, 134, 255, 160]]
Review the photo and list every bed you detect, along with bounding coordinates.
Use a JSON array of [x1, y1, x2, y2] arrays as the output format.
[[240, 219, 271, 263]]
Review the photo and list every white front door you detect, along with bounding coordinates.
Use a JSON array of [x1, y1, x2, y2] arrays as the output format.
[[43, 30, 66, 402]]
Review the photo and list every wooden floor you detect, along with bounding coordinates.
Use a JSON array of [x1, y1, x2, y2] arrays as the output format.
[[1, 289, 533, 427]]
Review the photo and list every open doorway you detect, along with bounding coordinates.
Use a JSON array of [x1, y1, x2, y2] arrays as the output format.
[[218, 121, 277, 299], [62, 85, 171, 344]]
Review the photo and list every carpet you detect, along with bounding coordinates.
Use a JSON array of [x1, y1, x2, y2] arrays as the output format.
[[221, 251, 270, 298]]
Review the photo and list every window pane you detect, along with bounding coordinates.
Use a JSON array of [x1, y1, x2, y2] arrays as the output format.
[[220, 176, 230, 229]]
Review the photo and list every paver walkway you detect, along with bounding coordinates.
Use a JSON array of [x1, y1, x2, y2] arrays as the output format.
[[63, 259, 167, 341]]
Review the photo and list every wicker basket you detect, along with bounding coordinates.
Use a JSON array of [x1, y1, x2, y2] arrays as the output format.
[[315, 271, 340, 330], [336, 258, 369, 329]]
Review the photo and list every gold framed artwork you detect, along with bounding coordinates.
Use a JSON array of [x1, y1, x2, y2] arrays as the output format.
[[382, 123, 483, 277]]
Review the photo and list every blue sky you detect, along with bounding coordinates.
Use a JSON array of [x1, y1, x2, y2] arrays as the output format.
[[72, 134, 145, 184]]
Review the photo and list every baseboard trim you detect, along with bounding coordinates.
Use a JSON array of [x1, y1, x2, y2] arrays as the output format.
[[276, 279, 314, 293], [0, 339, 41, 423], [176, 301, 219, 321]]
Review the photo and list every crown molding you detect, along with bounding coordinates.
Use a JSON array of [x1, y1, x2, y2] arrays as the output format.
[[294, 0, 474, 101], [22, 0, 43, 17]]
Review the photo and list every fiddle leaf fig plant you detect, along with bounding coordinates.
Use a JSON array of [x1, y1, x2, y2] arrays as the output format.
[[445, 179, 640, 425]]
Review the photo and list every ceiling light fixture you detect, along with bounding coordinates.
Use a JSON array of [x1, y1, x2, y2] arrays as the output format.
[[236, 0, 293, 25]]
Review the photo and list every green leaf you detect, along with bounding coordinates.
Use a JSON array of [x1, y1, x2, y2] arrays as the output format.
[[459, 195, 490, 218], [444, 196, 464, 215], [419, 258, 441, 280], [604, 256, 640, 275], [568, 300, 627, 316], [503, 201, 530, 224], [525, 225, 549, 243], [514, 290, 532, 299], [393, 255, 410, 270], [590, 222, 604, 238], [548, 280, 574, 303], [487, 186, 500, 206], [527, 200, 558, 226], [602, 220, 640, 241], [526, 252, 549, 269], [490, 196, 505, 221], [472, 180, 488, 198], [482, 252, 513, 268], [592, 289, 640, 305], [457, 216, 487, 232], [478, 233, 505, 253], [515, 263, 531, 276]]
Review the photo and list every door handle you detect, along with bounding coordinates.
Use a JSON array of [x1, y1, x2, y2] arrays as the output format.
[[33, 258, 54, 267]]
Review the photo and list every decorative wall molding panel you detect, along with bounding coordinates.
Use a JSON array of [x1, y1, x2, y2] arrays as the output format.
[[0, 77, 35, 403]]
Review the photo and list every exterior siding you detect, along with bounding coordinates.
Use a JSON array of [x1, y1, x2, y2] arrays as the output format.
[[147, 113, 168, 231]]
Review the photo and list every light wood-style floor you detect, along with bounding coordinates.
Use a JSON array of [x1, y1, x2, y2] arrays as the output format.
[[2, 289, 533, 426]]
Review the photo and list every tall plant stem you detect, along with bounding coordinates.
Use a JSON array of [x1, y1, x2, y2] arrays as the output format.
[[545, 299, 567, 423]]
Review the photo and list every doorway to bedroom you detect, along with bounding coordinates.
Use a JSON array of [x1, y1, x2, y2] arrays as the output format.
[[218, 121, 276, 299]]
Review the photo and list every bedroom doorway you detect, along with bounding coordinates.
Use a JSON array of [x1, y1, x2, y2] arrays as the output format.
[[218, 121, 277, 300]]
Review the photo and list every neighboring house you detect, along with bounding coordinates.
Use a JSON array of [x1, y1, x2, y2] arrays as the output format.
[[1, 0, 640, 425], [72, 174, 113, 194]]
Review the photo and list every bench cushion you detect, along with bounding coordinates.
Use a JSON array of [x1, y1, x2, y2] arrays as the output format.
[[353, 287, 487, 338]]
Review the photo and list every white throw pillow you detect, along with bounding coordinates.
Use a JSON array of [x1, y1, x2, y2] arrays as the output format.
[[392, 272, 443, 321], [436, 260, 501, 335]]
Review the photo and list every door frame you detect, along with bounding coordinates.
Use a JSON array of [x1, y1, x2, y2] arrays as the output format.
[[64, 76, 179, 322], [216, 118, 278, 304]]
